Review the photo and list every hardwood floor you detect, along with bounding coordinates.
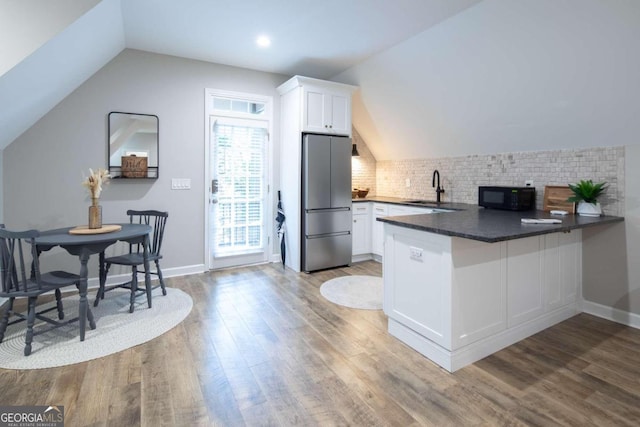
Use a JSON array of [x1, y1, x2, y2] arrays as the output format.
[[1, 260, 640, 426]]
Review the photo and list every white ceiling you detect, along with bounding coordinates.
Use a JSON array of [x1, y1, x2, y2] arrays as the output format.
[[0, 0, 481, 150], [121, 0, 482, 79]]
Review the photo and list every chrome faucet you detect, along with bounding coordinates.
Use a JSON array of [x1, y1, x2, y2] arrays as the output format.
[[432, 169, 445, 203]]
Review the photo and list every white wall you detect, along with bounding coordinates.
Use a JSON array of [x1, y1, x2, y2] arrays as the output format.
[[0, 149, 3, 224], [333, 0, 640, 318], [3, 49, 287, 278], [0, 0, 100, 76], [0, 0, 125, 150], [334, 0, 640, 161]]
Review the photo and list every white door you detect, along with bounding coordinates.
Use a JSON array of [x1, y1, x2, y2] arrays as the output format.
[[209, 116, 269, 269]]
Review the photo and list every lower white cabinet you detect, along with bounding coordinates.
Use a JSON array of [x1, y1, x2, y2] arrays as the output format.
[[383, 223, 582, 372], [352, 203, 371, 256], [371, 203, 388, 257], [353, 202, 435, 260], [507, 232, 582, 328]]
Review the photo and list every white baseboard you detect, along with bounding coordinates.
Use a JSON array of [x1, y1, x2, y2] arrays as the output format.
[[351, 254, 372, 263], [389, 304, 578, 372], [582, 299, 640, 329], [86, 264, 206, 289]]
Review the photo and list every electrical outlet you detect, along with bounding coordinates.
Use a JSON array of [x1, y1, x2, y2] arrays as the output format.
[[405, 178, 411, 188], [525, 180, 534, 187], [409, 246, 423, 261]]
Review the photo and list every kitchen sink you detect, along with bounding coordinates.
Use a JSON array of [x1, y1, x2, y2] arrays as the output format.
[[405, 200, 456, 212], [406, 200, 445, 205]]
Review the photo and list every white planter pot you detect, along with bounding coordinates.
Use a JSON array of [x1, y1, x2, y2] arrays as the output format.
[[577, 201, 602, 217]]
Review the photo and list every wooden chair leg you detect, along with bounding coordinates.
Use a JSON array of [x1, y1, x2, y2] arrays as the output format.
[[55, 288, 64, 320], [0, 297, 14, 343], [144, 269, 153, 309], [87, 305, 96, 330], [155, 260, 167, 296], [129, 266, 138, 313], [94, 262, 112, 307], [24, 297, 37, 356]]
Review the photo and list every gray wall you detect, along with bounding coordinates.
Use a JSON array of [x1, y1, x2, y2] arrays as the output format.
[[3, 49, 287, 278]]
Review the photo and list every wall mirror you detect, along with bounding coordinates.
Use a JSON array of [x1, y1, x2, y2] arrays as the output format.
[[108, 111, 159, 179]]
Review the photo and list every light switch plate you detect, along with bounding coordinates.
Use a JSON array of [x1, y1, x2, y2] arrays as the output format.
[[171, 178, 191, 190]]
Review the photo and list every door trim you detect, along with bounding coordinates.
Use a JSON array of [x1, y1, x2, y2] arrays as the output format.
[[204, 88, 273, 270]]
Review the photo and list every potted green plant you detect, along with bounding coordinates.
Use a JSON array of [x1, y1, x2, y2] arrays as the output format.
[[567, 179, 607, 216]]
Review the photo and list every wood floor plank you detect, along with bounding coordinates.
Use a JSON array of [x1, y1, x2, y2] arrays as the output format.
[[2, 261, 640, 426]]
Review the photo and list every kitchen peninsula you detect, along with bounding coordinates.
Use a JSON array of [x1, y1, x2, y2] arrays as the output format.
[[376, 202, 623, 372]]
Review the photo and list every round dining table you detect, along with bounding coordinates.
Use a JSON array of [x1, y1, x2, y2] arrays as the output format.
[[35, 223, 152, 341]]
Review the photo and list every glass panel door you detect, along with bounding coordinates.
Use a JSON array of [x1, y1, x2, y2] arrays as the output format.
[[210, 116, 268, 268]]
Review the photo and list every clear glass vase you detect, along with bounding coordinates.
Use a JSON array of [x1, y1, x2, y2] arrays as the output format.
[[88, 198, 102, 229]]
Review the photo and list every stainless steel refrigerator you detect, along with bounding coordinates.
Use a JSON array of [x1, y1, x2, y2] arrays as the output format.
[[301, 133, 352, 272]]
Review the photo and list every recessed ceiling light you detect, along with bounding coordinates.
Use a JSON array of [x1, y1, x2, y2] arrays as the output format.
[[256, 35, 271, 48]]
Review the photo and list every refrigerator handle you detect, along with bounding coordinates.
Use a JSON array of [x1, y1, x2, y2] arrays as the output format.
[[306, 231, 351, 239], [305, 207, 351, 213]]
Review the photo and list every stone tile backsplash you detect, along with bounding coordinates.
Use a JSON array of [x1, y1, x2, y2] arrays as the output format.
[[376, 146, 625, 216]]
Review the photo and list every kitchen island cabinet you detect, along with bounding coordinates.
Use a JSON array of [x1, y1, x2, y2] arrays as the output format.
[[380, 210, 622, 372]]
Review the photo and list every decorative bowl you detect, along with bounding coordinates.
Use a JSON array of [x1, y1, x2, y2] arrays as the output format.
[[352, 190, 358, 198], [357, 189, 369, 198]]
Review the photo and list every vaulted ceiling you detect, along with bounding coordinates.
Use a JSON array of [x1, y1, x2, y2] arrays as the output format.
[[0, 0, 481, 150]]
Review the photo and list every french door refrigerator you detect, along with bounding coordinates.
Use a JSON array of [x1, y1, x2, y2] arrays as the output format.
[[301, 133, 352, 272]]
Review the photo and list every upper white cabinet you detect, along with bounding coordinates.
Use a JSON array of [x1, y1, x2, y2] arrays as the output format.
[[303, 87, 351, 135], [277, 76, 357, 271], [278, 76, 356, 136]]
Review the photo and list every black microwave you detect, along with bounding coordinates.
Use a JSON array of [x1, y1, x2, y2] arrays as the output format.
[[478, 186, 536, 211]]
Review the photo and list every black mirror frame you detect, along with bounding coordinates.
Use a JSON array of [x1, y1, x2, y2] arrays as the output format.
[[108, 111, 159, 179]]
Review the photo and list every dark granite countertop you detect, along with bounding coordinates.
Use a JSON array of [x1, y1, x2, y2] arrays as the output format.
[[352, 195, 471, 211], [354, 196, 624, 243]]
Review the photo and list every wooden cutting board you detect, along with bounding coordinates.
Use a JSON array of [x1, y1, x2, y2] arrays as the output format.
[[543, 186, 576, 213], [68, 224, 122, 235]]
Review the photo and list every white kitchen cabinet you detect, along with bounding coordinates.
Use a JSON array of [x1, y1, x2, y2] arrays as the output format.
[[352, 203, 371, 257], [278, 75, 355, 137], [277, 76, 356, 272], [303, 86, 351, 135], [371, 203, 436, 258], [383, 223, 582, 372], [544, 230, 582, 309], [371, 203, 388, 257], [507, 231, 582, 328], [506, 236, 545, 327]]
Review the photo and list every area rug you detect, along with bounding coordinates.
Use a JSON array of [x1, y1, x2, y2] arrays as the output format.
[[0, 287, 192, 370], [320, 275, 383, 310]]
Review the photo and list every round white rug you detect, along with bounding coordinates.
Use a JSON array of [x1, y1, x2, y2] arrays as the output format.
[[320, 275, 383, 310], [0, 287, 192, 370]]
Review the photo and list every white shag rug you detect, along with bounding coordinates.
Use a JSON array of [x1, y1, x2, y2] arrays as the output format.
[[320, 275, 383, 310], [0, 287, 192, 370]]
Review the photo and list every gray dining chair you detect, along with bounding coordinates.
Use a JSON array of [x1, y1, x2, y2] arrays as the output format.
[[94, 210, 168, 313], [0, 227, 92, 356]]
